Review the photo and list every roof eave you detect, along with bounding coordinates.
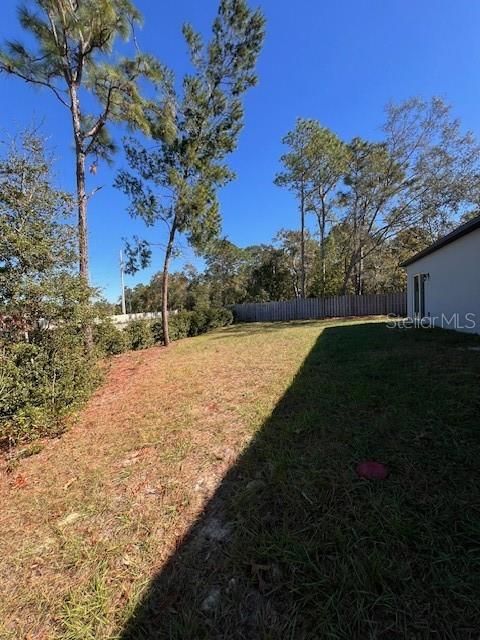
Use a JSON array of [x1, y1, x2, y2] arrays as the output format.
[[400, 215, 480, 268]]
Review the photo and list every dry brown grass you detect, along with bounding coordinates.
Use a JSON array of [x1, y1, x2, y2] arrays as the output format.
[[0, 320, 333, 639]]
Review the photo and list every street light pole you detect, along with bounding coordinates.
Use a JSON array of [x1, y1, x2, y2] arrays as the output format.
[[120, 249, 127, 315]]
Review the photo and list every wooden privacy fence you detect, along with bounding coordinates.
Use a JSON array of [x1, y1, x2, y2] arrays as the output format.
[[232, 292, 407, 323]]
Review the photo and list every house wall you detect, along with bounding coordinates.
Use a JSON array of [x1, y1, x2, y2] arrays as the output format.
[[406, 227, 480, 333]]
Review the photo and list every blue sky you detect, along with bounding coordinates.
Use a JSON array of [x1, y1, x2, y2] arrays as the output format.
[[1, 0, 480, 301]]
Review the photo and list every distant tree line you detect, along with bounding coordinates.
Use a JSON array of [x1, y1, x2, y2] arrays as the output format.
[[275, 99, 480, 298], [114, 225, 426, 313], [115, 97, 480, 314]]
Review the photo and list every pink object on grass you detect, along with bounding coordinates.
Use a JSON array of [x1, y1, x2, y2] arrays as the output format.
[[356, 461, 389, 480]]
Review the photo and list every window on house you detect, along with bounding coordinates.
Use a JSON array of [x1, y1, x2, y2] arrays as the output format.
[[413, 273, 426, 318]]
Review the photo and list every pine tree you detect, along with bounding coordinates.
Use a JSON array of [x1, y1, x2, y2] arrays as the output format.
[[0, 0, 163, 293], [116, 0, 265, 345], [274, 119, 317, 298]]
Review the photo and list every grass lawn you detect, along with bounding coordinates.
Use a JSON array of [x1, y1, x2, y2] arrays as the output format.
[[1, 318, 480, 639]]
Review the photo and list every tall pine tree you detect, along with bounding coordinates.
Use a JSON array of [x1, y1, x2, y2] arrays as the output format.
[[116, 0, 265, 345], [0, 0, 163, 292]]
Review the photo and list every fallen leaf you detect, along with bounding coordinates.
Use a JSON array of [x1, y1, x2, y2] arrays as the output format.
[[12, 474, 27, 488]]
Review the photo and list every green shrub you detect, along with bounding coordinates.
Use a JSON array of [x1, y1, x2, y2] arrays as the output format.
[[125, 319, 154, 350], [0, 329, 99, 445], [188, 309, 208, 336], [205, 307, 234, 330], [188, 307, 233, 336], [94, 319, 127, 356], [152, 312, 194, 342], [0, 134, 100, 445], [169, 311, 192, 341], [151, 319, 164, 344], [123, 308, 231, 350]]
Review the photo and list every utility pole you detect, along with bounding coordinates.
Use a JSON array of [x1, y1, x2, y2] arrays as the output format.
[[120, 249, 127, 315]]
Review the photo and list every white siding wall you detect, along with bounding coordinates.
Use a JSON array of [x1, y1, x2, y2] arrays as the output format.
[[406, 227, 480, 333]]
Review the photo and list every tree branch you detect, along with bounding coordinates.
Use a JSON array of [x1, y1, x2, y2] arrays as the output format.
[[83, 84, 116, 153], [0, 65, 70, 108]]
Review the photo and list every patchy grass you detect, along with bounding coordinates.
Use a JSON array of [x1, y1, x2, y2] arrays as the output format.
[[1, 319, 480, 639]]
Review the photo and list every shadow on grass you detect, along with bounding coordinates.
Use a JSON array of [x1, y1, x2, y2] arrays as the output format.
[[120, 322, 480, 639]]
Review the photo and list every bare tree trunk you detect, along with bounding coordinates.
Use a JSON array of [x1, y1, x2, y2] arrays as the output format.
[[358, 245, 364, 295], [70, 83, 88, 279], [76, 147, 93, 350], [322, 249, 326, 294], [161, 221, 177, 347], [76, 148, 89, 280], [341, 265, 351, 295], [300, 186, 306, 298], [342, 209, 361, 295], [341, 251, 356, 295], [316, 200, 327, 296], [70, 83, 93, 349]]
